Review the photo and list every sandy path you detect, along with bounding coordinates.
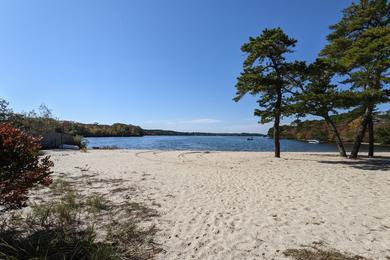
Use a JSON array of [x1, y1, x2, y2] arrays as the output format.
[[48, 150, 390, 259]]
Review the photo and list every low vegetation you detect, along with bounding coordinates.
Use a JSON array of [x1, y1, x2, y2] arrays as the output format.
[[0, 187, 161, 259], [0, 123, 53, 211], [0, 120, 160, 259], [86, 193, 109, 211], [73, 134, 88, 150]]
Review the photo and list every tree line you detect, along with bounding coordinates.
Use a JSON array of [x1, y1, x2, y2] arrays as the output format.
[[234, 0, 389, 158], [0, 100, 144, 137], [268, 108, 390, 145], [0, 100, 265, 138]]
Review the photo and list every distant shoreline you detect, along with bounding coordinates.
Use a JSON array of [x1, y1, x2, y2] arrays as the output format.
[[83, 132, 267, 137], [143, 129, 267, 137], [85, 136, 390, 153]]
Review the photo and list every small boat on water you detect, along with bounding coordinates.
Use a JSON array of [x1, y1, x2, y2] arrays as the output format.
[[247, 137, 254, 141], [307, 139, 320, 144]]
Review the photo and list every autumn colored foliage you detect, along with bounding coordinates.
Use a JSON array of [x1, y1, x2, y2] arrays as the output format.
[[0, 123, 53, 211]]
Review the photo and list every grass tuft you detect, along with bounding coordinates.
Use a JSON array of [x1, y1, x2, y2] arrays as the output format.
[[86, 194, 109, 212]]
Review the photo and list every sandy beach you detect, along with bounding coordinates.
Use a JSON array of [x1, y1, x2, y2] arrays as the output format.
[[44, 150, 390, 259]]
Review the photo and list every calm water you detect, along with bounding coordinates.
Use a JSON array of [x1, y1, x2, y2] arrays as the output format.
[[85, 135, 382, 152]]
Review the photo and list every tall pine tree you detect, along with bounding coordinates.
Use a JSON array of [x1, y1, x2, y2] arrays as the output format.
[[288, 60, 357, 157], [321, 0, 390, 158], [234, 28, 298, 158]]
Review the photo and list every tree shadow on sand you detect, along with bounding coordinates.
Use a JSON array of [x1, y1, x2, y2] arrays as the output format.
[[284, 247, 367, 260], [283, 241, 368, 260], [318, 156, 390, 171]]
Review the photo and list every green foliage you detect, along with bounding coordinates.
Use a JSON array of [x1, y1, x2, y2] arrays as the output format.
[[375, 125, 390, 144], [377, 110, 390, 120], [0, 101, 143, 138], [320, 0, 390, 157], [234, 28, 299, 123], [321, 0, 390, 103], [6, 110, 144, 138], [63, 122, 144, 137], [0, 123, 53, 211], [289, 60, 357, 118]]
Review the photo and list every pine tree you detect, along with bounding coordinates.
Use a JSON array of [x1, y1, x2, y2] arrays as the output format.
[[288, 60, 356, 157], [234, 28, 298, 158], [0, 99, 12, 122], [321, 0, 390, 158]]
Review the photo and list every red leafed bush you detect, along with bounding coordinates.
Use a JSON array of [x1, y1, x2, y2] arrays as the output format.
[[0, 123, 53, 211]]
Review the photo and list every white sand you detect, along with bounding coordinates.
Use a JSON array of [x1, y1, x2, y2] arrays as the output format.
[[47, 150, 390, 259]]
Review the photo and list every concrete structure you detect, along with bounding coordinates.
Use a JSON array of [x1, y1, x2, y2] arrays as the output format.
[[41, 132, 75, 149]]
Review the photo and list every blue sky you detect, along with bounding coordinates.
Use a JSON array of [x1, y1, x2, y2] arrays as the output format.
[[1, 0, 385, 133]]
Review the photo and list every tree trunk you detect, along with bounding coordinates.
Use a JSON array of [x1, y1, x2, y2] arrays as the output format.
[[273, 113, 281, 158], [349, 105, 374, 158], [368, 116, 374, 157], [274, 88, 282, 158], [324, 115, 347, 157]]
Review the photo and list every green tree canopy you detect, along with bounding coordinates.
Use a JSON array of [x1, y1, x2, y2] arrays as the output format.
[[290, 60, 357, 118], [320, 0, 390, 158], [288, 60, 358, 157], [234, 28, 300, 157]]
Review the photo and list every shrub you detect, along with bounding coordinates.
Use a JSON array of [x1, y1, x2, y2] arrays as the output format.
[[73, 135, 88, 150], [0, 123, 53, 211]]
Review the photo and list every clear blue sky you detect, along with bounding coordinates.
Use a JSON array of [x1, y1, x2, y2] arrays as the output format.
[[2, 0, 385, 133]]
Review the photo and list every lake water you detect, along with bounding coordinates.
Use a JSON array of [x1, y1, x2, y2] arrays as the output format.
[[84, 135, 389, 152]]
